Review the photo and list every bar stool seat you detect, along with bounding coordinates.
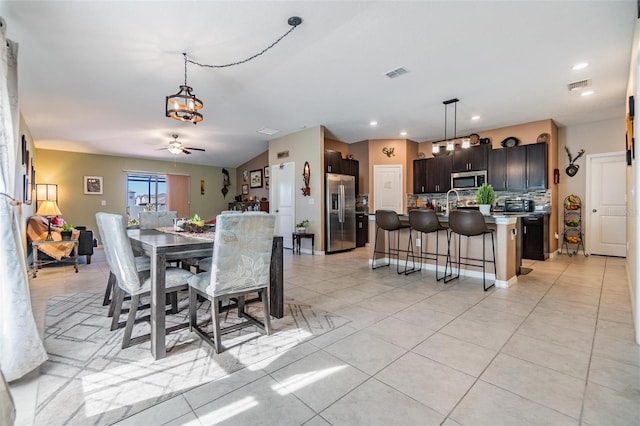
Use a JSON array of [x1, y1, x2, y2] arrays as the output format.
[[445, 210, 496, 291], [372, 210, 411, 273], [404, 210, 448, 280]]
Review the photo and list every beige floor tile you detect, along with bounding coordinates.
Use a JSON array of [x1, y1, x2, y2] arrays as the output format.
[[376, 352, 476, 415], [582, 381, 640, 426], [476, 294, 536, 317], [592, 332, 640, 367], [517, 315, 594, 353], [302, 415, 332, 426], [362, 316, 435, 349], [588, 355, 640, 393], [113, 395, 193, 425], [413, 332, 497, 377], [458, 305, 526, 332], [450, 380, 578, 426], [320, 378, 444, 426], [481, 353, 585, 418], [439, 317, 515, 350], [324, 329, 406, 375], [270, 350, 368, 412], [391, 301, 456, 330]]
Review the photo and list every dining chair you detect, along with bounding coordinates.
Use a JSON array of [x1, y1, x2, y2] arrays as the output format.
[[188, 212, 276, 353], [96, 212, 195, 348], [138, 210, 178, 229]]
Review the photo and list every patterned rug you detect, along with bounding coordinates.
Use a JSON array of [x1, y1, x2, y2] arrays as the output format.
[[36, 291, 350, 425]]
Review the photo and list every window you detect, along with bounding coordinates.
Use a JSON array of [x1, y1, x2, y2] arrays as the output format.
[[126, 173, 167, 221]]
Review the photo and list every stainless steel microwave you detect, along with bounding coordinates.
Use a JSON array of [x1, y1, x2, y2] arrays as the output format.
[[451, 170, 487, 190]]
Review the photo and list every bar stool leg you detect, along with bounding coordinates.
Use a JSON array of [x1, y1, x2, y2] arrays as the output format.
[[372, 225, 390, 269]]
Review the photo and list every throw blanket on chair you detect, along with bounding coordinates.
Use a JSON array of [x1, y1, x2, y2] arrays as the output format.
[[26, 216, 80, 260]]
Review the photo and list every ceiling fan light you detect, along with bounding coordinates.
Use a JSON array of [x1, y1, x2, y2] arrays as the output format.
[[166, 85, 203, 124]]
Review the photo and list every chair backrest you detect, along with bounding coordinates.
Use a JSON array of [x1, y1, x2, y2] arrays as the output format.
[[375, 210, 401, 231], [205, 212, 276, 297], [138, 211, 178, 229], [95, 212, 142, 293], [409, 210, 444, 233], [448, 210, 490, 237]]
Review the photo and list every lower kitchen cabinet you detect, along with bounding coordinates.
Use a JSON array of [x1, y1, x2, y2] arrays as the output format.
[[522, 214, 549, 260], [356, 213, 368, 247]]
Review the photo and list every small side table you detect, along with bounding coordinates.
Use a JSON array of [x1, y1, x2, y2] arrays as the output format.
[[292, 232, 314, 255], [32, 239, 79, 278]]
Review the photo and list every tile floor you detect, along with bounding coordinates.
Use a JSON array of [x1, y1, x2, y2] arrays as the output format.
[[9, 247, 639, 425]]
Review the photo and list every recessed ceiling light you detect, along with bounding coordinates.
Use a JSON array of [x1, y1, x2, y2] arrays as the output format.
[[256, 128, 280, 135], [370, 121, 378, 126], [471, 115, 481, 120], [572, 62, 589, 70], [400, 131, 407, 136], [581, 90, 594, 97]]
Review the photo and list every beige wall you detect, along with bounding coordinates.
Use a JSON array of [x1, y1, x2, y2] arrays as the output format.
[[367, 139, 412, 212], [350, 140, 369, 195], [269, 126, 323, 251], [235, 150, 269, 203], [35, 149, 234, 244]]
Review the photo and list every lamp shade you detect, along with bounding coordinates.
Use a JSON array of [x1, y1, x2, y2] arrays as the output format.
[[36, 184, 57, 202], [36, 200, 62, 217]]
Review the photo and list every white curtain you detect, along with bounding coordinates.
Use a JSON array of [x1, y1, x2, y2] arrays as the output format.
[[0, 17, 47, 382]]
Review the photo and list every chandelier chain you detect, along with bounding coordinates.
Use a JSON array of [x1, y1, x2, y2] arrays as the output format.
[[185, 24, 299, 69]]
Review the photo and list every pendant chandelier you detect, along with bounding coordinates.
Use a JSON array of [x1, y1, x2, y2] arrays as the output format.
[[432, 97, 471, 154], [165, 16, 303, 124]]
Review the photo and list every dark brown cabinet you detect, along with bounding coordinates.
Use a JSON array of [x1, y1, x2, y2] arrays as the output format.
[[413, 159, 427, 194], [488, 143, 546, 190], [356, 213, 368, 247], [452, 144, 489, 172], [341, 158, 359, 194], [325, 150, 342, 173], [426, 156, 452, 193], [523, 214, 549, 260]]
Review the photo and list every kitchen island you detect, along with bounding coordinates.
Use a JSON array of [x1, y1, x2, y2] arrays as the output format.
[[368, 213, 519, 288]]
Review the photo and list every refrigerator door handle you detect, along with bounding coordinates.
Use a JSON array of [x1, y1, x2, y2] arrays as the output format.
[[339, 184, 345, 223]]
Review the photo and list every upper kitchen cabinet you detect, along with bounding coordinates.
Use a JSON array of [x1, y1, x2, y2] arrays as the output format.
[[426, 155, 452, 193], [452, 144, 489, 172], [341, 158, 360, 194], [325, 150, 342, 173], [413, 159, 427, 194], [488, 143, 547, 191]]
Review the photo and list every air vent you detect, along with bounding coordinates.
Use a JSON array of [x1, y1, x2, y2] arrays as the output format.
[[257, 128, 280, 135], [385, 67, 409, 79], [277, 150, 289, 159], [567, 79, 591, 91]]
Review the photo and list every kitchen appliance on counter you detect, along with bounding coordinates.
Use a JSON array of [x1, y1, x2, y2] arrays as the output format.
[[451, 170, 487, 190], [326, 173, 356, 253], [505, 199, 534, 213]]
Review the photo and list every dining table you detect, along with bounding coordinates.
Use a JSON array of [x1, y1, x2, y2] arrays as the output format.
[[127, 228, 284, 360]]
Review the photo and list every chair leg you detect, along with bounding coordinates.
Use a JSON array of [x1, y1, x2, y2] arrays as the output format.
[[261, 289, 272, 335], [404, 230, 417, 275], [122, 294, 140, 349], [103, 272, 116, 306], [212, 296, 222, 354], [110, 286, 125, 331], [372, 226, 389, 269], [189, 287, 197, 331], [238, 295, 245, 318]]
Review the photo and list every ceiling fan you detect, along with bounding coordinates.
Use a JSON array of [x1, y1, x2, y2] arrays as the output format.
[[160, 134, 205, 155]]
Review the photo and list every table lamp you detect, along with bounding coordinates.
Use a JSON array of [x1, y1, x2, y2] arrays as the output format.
[[36, 200, 62, 240]]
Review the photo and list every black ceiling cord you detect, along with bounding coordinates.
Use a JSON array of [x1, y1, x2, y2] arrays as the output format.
[[186, 16, 303, 69]]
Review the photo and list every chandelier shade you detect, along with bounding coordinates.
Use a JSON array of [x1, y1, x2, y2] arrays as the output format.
[[165, 84, 203, 124]]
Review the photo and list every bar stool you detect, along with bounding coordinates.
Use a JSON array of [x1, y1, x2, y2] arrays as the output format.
[[444, 210, 496, 291], [404, 210, 448, 280], [372, 210, 411, 273]]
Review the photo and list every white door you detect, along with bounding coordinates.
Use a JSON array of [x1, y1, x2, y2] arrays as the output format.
[[373, 165, 403, 213], [271, 162, 296, 249], [586, 152, 626, 257]]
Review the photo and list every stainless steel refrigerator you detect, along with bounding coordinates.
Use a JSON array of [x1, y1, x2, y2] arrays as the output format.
[[326, 173, 356, 253]]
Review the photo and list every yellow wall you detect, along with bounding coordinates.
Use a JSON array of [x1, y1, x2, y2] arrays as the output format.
[[35, 149, 234, 243], [235, 150, 269, 202]]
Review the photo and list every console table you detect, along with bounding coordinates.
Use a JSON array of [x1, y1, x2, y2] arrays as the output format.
[[31, 239, 78, 278], [292, 232, 314, 255]]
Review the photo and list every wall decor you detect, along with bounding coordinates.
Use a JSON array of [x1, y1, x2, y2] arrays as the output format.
[[23, 175, 31, 204], [564, 146, 585, 177], [21, 135, 26, 165], [221, 168, 230, 197], [242, 184, 249, 195], [84, 176, 103, 194], [200, 179, 205, 195], [301, 161, 311, 196], [382, 147, 395, 157], [242, 169, 248, 182], [250, 169, 263, 188], [264, 165, 270, 178], [627, 95, 634, 165], [265, 178, 269, 190], [25, 149, 29, 172]]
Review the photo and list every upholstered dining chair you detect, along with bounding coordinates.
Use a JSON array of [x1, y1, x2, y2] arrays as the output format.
[[96, 212, 195, 349], [138, 210, 178, 229], [188, 212, 276, 353]]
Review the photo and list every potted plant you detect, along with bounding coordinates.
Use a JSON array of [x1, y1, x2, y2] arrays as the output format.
[[296, 219, 309, 234], [476, 183, 496, 215], [60, 223, 74, 240]]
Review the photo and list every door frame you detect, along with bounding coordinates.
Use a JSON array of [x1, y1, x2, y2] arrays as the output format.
[[373, 164, 404, 214], [270, 161, 296, 249], [585, 151, 627, 256]]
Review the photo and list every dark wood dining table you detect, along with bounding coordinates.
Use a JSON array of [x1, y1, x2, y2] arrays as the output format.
[[127, 228, 283, 360]]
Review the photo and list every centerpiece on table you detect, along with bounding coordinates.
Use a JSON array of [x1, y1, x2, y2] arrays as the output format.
[[183, 214, 206, 233], [476, 183, 496, 216], [60, 224, 74, 240]]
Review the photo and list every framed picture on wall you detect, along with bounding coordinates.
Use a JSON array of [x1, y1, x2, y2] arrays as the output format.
[[242, 184, 249, 195], [84, 176, 103, 194], [250, 169, 263, 188], [264, 165, 270, 178]]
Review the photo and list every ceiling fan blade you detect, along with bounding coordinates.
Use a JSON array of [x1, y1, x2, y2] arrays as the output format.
[[181, 148, 192, 154], [155, 147, 168, 151], [184, 147, 205, 152]]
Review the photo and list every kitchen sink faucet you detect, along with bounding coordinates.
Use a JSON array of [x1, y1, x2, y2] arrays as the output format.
[[445, 189, 460, 216]]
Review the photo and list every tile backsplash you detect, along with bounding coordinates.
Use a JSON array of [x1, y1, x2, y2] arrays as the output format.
[[407, 189, 551, 212]]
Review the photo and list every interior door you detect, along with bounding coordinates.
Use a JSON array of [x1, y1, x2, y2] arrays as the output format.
[[587, 152, 626, 257], [271, 162, 296, 249], [373, 164, 403, 213]]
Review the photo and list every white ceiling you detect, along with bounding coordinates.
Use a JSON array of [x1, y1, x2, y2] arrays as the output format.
[[1, 1, 636, 168]]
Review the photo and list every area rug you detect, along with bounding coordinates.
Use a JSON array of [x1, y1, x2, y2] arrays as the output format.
[[36, 291, 350, 425]]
